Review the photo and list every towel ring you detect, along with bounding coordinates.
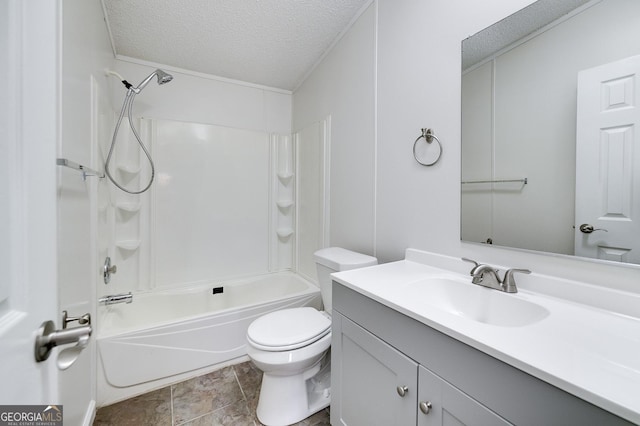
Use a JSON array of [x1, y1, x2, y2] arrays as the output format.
[[413, 128, 442, 166]]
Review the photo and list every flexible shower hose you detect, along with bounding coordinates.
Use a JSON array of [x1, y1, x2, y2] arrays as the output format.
[[104, 89, 155, 194]]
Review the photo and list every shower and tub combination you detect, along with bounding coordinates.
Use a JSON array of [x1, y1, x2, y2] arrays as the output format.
[[97, 68, 319, 407], [97, 272, 322, 406]]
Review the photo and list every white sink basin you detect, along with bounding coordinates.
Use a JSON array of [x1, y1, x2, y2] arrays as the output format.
[[404, 277, 550, 327]]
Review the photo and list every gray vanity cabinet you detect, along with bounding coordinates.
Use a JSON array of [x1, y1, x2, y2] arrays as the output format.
[[331, 282, 633, 426], [332, 312, 418, 425], [417, 365, 511, 426], [332, 311, 510, 426]]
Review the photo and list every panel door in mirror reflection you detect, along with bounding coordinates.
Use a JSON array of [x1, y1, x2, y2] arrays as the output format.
[[575, 55, 640, 264]]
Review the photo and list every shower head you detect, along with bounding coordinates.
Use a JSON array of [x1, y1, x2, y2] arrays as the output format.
[[133, 69, 173, 93], [155, 69, 173, 85]]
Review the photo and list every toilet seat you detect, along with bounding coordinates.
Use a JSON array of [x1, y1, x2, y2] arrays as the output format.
[[247, 307, 331, 352]]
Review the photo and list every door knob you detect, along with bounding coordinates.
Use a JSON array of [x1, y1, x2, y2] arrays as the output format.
[[419, 401, 433, 415], [34, 320, 92, 362], [579, 224, 608, 234], [396, 386, 409, 397]]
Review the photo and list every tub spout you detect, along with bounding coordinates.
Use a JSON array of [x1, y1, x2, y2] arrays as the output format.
[[99, 292, 133, 305]]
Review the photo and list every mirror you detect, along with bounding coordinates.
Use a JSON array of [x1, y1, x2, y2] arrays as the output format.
[[461, 0, 640, 265]]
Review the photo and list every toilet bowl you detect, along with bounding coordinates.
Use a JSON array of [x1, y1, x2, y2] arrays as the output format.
[[246, 247, 377, 426]]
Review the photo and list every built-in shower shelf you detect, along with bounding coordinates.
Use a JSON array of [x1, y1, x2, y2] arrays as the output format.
[[276, 228, 294, 240], [276, 200, 294, 212], [117, 164, 141, 177], [116, 240, 141, 252], [277, 172, 294, 185], [116, 202, 141, 222], [116, 202, 142, 213]]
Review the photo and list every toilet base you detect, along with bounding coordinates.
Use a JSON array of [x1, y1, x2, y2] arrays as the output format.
[[256, 356, 331, 426]]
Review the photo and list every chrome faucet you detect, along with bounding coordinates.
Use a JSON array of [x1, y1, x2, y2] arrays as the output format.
[[461, 258, 531, 293]]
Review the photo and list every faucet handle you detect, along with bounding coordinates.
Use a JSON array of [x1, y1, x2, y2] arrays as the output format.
[[461, 257, 479, 273], [461, 257, 478, 266], [502, 268, 531, 293]]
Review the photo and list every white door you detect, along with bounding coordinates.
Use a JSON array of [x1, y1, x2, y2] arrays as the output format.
[[0, 0, 59, 406], [575, 55, 640, 264]]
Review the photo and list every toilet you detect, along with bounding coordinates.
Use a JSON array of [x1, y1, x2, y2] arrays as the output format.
[[246, 247, 377, 426]]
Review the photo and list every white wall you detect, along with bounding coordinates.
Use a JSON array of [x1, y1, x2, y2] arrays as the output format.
[[111, 59, 291, 134], [295, 120, 328, 280], [59, 0, 114, 424], [293, 4, 376, 257], [295, 0, 640, 291], [293, 0, 533, 260], [375, 0, 541, 263]]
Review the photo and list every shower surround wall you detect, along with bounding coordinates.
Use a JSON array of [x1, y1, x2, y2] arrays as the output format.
[[100, 59, 293, 297], [100, 119, 295, 294]]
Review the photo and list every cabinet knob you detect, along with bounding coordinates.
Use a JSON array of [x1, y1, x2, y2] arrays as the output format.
[[419, 401, 432, 415], [396, 386, 409, 397]]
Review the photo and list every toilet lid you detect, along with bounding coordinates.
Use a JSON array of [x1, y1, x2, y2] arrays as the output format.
[[247, 307, 331, 352]]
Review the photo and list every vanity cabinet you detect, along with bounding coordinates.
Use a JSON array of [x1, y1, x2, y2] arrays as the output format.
[[333, 312, 511, 426], [332, 312, 417, 425], [417, 365, 513, 425], [331, 282, 633, 426]]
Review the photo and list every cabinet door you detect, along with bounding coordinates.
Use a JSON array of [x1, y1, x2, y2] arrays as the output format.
[[418, 366, 512, 426], [332, 313, 418, 426]]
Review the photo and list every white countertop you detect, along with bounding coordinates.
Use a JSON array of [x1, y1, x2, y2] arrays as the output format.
[[331, 251, 640, 424]]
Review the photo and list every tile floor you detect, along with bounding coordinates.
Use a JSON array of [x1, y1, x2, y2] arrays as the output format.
[[93, 360, 330, 426]]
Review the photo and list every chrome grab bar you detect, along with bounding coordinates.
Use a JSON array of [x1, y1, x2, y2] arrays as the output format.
[[99, 292, 133, 305], [56, 158, 105, 180], [461, 178, 527, 185]]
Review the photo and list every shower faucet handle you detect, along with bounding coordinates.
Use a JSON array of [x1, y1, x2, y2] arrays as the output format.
[[103, 256, 117, 284]]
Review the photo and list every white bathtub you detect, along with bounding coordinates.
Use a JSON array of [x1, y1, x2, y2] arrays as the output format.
[[97, 272, 321, 404]]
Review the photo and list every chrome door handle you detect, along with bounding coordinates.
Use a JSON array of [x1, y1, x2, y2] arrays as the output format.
[[579, 224, 608, 234], [34, 320, 92, 362]]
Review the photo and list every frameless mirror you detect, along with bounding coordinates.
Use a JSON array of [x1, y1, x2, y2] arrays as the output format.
[[461, 0, 640, 265]]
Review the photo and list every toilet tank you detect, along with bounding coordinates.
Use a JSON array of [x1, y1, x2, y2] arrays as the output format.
[[313, 247, 377, 314]]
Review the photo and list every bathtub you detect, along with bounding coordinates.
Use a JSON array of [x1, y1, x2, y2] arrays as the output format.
[[97, 271, 321, 402]]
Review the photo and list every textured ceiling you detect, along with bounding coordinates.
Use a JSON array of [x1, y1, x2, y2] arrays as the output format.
[[462, 0, 593, 70], [102, 0, 371, 91]]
